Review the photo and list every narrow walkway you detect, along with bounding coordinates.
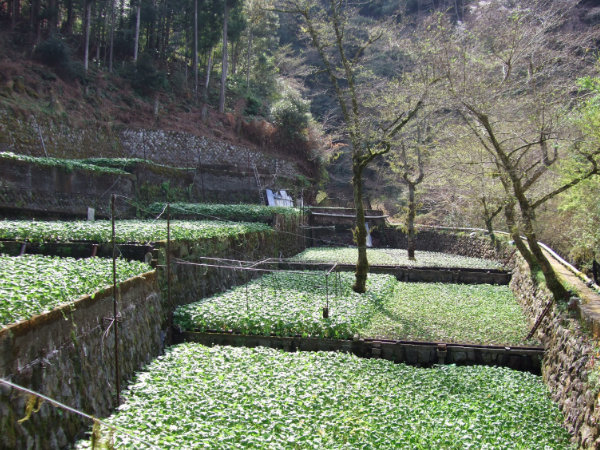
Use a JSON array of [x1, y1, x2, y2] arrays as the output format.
[[543, 249, 600, 339]]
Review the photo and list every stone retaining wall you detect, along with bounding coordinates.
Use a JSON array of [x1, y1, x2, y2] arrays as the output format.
[[510, 256, 600, 448], [181, 332, 543, 373], [161, 224, 305, 308], [381, 227, 512, 261], [0, 111, 300, 177], [0, 158, 135, 219], [0, 271, 163, 449], [0, 156, 304, 219], [309, 225, 511, 263]]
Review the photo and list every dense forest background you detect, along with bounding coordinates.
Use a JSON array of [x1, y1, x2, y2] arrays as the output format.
[[1, 0, 600, 279]]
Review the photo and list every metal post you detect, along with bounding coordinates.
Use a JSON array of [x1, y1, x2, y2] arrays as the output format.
[[245, 273, 249, 313], [323, 273, 329, 319], [111, 194, 120, 405], [167, 203, 172, 329], [326, 273, 329, 310]]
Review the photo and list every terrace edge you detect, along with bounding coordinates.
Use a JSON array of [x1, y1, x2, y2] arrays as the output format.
[[0, 271, 164, 448]]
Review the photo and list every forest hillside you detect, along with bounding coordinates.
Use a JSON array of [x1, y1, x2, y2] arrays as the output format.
[[1, 0, 600, 279]]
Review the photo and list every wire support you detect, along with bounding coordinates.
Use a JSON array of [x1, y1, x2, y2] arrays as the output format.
[[0, 378, 161, 449], [171, 258, 338, 276]]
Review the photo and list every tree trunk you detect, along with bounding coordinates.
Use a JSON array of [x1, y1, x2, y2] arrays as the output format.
[[193, 0, 198, 99], [48, 0, 57, 34], [519, 204, 570, 301], [119, 0, 125, 28], [481, 198, 500, 248], [484, 217, 496, 247], [219, 1, 229, 114], [148, 0, 156, 51], [10, 0, 19, 30], [503, 198, 535, 268], [108, 0, 115, 72], [246, 28, 252, 90], [204, 49, 213, 101], [352, 164, 369, 293], [83, 0, 91, 71], [62, 0, 74, 34], [30, 0, 41, 46], [406, 182, 417, 260], [160, 7, 172, 67], [133, 2, 141, 62]]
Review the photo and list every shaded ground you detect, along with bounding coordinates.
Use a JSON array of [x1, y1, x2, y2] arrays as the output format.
[[544, 249, 600, 338], [360, 282, 537, 346]]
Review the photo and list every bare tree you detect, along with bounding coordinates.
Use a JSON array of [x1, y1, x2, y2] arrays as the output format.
[[400, 142, 424, 260], [275, 0, 433, 292], [391, 122, 433, 260], [435, 0, 600, 300]]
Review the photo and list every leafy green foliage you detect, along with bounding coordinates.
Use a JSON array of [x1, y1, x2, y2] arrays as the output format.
[[0, 152, 128, 175], [176, 271, 533, 345], [270, 85, 311, 140], [34, 36, 71, 67], [0, 220, 271, 244], [79, 344, 571, 448], [33, 35, 85, 82], [148, 202, 301, 222], [0, 255, 150, 326], [362, 282, 536, 346], [126, 53, 168, 96], [79, 158, 190, 172], [551, 72, 600, 269], [174, 272, 396, 339], [291, 247, 503, 270]]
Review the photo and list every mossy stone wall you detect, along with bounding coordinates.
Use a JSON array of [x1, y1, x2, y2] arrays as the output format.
[[158, 220, 305, 308], [510, 256, 600, 448], [0, 272, 162, 449]]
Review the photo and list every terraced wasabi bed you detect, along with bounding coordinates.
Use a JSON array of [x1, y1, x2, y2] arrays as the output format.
[[362, 282, 536, 346], [148, 202, 301, 223], [290, 247, 503, 270], [175, 272, 397, 339], [79, 344, 571, 448], [175, 272, 533, 345], [0, 254, 151, 327], [0, 219, 270, 244]]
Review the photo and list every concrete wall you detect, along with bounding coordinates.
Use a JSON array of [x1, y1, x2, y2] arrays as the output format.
[[0, 272, 163, 449], [182, 332, 543, 373]]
